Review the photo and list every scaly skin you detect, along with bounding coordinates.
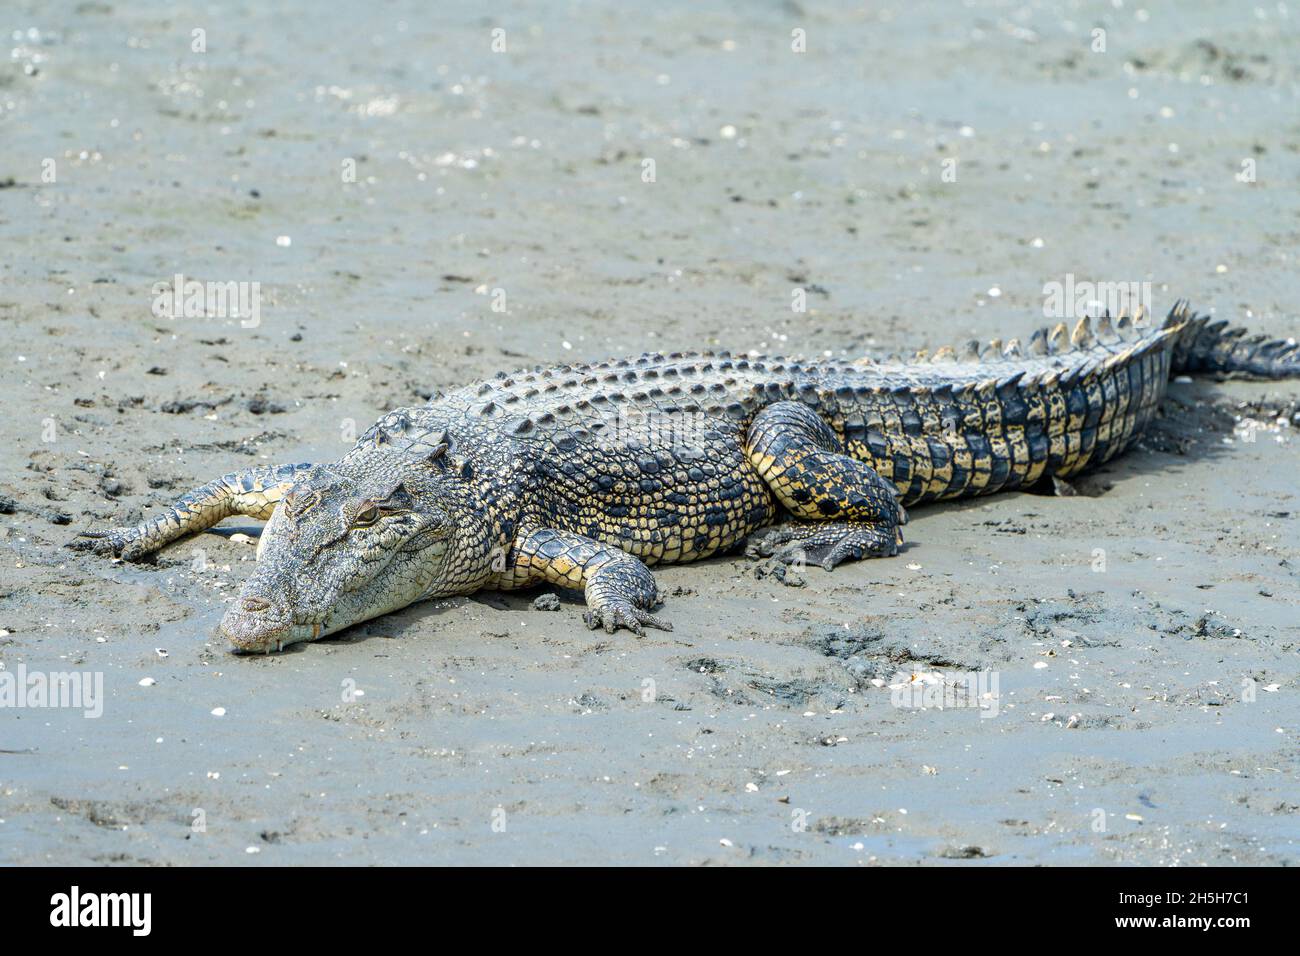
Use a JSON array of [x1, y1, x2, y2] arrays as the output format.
[[70, 302, 1299, 653]]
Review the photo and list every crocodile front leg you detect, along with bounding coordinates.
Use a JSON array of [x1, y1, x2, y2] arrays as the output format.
[[509, 527, 672, 635], [69, 462, 318, 560]]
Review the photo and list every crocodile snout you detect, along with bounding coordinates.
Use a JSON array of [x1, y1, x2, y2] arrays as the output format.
[[218, 592, 294, 654]]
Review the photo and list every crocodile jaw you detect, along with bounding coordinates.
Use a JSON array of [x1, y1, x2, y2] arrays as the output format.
[[220, 614, 321, 655], [218, 588, 394, 655]]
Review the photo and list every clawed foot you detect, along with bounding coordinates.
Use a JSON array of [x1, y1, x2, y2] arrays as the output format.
[[745, 520, 902, 571], [583, 598, 673, 636], [744, 525, 795, 561], [67, 527, 150, 561], [580, 555, 673, 636]]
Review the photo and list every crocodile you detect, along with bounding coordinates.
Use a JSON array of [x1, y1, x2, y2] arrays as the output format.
[[71, 302, 1299, 653]]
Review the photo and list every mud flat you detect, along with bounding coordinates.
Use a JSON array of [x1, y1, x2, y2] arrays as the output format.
[[0, 1, 1297, 864]]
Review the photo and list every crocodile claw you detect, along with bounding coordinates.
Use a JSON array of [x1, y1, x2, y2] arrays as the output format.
[[744, 525, 796, 560], [67, 529, 124, 555], [746, 520, 901, 571], [583, 600, 673, 636], [812, 528, 899, 569], [67, 528, 147, 560]]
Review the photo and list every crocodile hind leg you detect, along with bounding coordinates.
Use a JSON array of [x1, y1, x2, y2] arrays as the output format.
[[68, 462, 317, 560], [506, 527, 672, 635], [744, 401, 906, 570], [746, 518, 902, 569]]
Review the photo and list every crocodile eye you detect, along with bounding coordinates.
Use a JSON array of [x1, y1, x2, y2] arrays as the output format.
[[352, 503, 380, 527]]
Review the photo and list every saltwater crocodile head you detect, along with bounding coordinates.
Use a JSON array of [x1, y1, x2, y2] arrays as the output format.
[[217, 457, 459, 653]]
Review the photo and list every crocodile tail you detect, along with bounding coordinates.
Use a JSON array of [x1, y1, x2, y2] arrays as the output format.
[[1165, 301, 1300, 379]]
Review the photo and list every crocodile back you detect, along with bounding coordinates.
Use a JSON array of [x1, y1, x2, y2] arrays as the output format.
[[419, 312, 1181, 506]]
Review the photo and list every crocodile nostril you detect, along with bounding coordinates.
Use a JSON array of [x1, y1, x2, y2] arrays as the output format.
[[242, 597, 272, 613]]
